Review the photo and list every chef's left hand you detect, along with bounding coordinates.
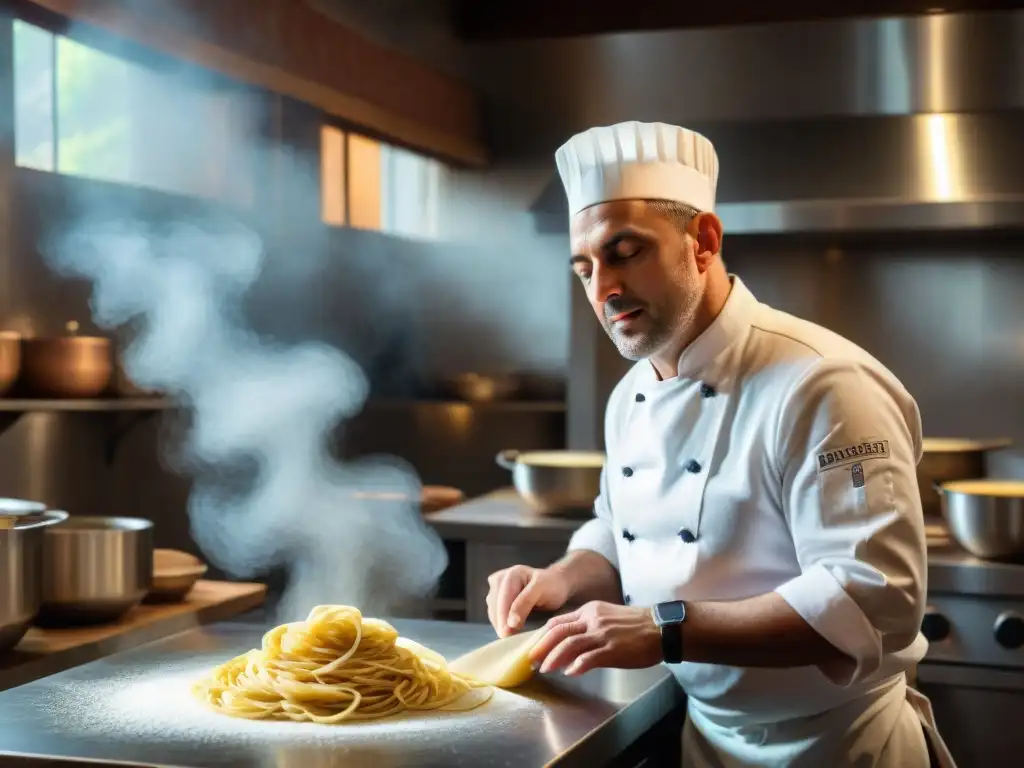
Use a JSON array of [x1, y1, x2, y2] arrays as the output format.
[[528, 601, 662, 676]]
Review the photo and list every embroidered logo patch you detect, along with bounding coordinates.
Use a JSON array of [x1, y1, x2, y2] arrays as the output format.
[[816, 440, 889, 472], [851, 463, 865, 488]]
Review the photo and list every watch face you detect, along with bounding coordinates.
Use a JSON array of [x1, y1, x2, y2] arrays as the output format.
[[656, 601, 685, 625]]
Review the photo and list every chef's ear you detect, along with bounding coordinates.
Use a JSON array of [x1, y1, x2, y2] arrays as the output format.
[[687, 212, 723, 269]]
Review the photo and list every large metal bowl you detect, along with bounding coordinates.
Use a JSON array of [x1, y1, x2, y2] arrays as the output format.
[[938, 479, 1024, 560], [497, 449, 605, 517], [0, 510, 69, 652], [918, 438, 1012, 519], [39, 516, 154, 626]]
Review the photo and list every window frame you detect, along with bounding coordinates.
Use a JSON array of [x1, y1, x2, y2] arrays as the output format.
[[11, 5, 260, 206], [319, 115, 446, 240]]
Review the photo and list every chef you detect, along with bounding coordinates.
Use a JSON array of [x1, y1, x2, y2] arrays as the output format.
[[485, 121, 956, 767]]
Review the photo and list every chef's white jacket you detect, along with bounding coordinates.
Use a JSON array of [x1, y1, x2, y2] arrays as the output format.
[[567, 276, 951, 766]]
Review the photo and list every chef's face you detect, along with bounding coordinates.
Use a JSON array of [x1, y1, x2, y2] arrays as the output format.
[[569, 200, 717, 362]]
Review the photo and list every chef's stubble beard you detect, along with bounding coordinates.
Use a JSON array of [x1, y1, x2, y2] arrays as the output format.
[[606, 261, 703, 362]]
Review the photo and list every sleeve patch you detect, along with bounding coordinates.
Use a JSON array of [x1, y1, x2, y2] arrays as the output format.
[[817, 440, 889, 473]]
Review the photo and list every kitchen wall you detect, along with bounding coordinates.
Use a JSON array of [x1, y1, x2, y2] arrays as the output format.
[[435, 11, 1024, 467], [2, 5, 1023, 571]]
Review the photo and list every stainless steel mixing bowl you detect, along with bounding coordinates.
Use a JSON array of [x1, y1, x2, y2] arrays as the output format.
[[938, 479, 1024, 560], [39, 516, 154, 626], [497, 449, 606, 516], [0, 510, 69, 651]]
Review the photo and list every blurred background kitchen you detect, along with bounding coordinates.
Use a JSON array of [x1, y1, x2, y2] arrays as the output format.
[[0, 0, 1022, 763]]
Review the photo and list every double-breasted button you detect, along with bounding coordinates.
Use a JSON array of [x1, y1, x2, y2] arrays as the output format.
[[685, 459, 702, 474], [623, 595, 632, 605], [700, 383, 717, 398], [635, 393, 646, 402], [622, 529, 636, 542], [678, 528, 698, 544], [622, 466, 634, 478]]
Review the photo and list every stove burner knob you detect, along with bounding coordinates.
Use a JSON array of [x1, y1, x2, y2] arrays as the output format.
[[921, 608, 951, 642], [994, 611, 1024, 650]]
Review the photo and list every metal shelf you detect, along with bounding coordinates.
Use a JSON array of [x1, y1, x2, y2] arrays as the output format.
[[0, 397, 173, 412], [367, 399, 566, 412], [0, 397, 178, 463]]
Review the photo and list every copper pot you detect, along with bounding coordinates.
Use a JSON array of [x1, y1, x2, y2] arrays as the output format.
[[0, 332, 21, 397], [20, 324, 113, 399], [441, 373, 523, 403]]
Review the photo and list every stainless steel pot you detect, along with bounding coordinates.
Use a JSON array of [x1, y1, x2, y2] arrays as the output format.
[[918, 438, 1012, 519], [39, 516, 154, 626], [937, 479, 1024, 560], [0, 510, 68, 652], [497, 449, 605, 516]]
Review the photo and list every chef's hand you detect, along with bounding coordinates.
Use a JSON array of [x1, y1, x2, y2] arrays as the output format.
[[486, 565, 570, 638], [528, 601, 662, 676]]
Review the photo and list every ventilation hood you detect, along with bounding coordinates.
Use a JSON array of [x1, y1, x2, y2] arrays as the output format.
[[532, 112, 1024, 235], [527, 12, 1024, 236]]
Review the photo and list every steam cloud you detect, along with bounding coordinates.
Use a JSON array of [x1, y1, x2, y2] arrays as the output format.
[[42, 216, 448, 622]]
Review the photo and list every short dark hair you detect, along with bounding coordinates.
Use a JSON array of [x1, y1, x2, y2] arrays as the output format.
[[644, 200, 701, 235]]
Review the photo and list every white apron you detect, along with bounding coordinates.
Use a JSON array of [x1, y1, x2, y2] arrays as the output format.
[[683, 673, 957, 767], [566, 277, 954, 767]]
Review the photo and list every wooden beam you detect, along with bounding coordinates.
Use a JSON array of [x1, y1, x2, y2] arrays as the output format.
[[24, 0, 488, 167], [454, 0, 1024, 41]]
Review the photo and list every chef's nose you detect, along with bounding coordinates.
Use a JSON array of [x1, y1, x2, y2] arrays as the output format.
[[590, 263, 623, 305]]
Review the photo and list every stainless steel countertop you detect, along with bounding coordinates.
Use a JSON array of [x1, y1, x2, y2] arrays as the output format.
[[926, 542, 1024, 598], [428, 489, 1024, 598], [0, 617, 681, 768], [427, 488, 585, 544]]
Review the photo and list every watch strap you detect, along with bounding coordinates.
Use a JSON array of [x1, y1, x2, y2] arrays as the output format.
[[661, 621, 684, 664]]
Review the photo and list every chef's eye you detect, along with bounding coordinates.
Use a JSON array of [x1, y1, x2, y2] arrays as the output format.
[[614, 241, 643, 259]]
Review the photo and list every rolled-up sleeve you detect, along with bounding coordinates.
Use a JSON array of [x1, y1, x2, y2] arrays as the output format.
[[772, 358, 927, 686], [566, 466, 619, 570]]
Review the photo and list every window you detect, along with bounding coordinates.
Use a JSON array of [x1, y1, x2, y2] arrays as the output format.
[[320, 124, 443, 240], [13, 20, 253, 205]]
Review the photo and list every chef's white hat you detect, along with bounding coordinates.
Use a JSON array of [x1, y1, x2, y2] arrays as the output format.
[[555, 121, 720, 218]]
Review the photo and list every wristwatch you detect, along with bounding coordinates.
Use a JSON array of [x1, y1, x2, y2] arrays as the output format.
[[651, 600, 687, 664]]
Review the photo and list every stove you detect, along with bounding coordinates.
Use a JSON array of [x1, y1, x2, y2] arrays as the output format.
[[917, 536, 1024, 766], [925, 540, 1024, 667]]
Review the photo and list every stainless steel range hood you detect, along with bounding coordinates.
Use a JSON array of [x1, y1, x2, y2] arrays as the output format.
[[528, 12, 1024, 236], [532, 112, 1024, 236]]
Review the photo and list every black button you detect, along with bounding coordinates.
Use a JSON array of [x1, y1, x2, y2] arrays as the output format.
[[623, 595, 632, 605], [678, 528, 698, 544], [685, 459, 702, 473], [622, 466, 634, 477], [635, 393, 646, 402], [700, 383, 716, 398], [621, 529, 636, 542]]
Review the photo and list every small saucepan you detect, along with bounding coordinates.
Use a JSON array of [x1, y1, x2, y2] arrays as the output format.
[[497, 449, 605, 517], [38, 516, 154, 626], [936, 479, 1024, 560]]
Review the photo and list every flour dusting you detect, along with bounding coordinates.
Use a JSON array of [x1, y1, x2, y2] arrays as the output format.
[[36, 657, 546, 749]]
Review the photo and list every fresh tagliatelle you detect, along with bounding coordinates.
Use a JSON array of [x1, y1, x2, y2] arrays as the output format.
[[192, 605, 494, 723]]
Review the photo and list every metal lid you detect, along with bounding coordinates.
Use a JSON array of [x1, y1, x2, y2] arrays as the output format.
[[0, 498, 47, 517]]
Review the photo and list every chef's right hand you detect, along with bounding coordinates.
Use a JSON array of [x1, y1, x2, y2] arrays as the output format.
[[486, 565, 570, 638]]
